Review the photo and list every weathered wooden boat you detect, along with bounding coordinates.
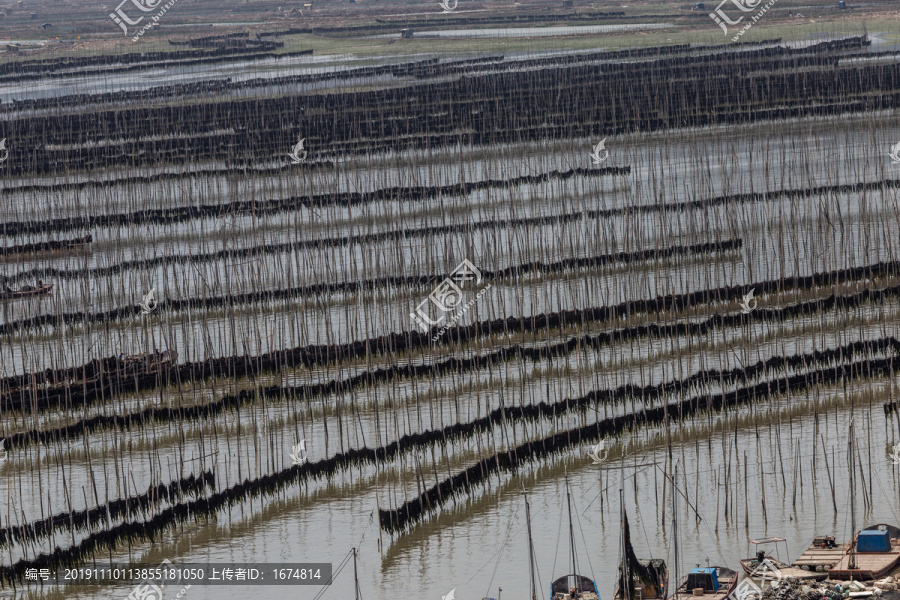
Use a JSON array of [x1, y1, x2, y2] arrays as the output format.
[[0, 234, 92, 257], [741, 538, 827, 581], [829, 524, 900, 580], [829, 421, 900, 580], [666, 567, 738, 600], [550, 476, 600, 600], [614, 490, 668, 600], [551, 574, 600, 600], [739, 555, 826, 582], [118, 349, 178, 374], [614, 559, 668, 600], [792, 535, 848, 573], [0, 283, 53, 299]]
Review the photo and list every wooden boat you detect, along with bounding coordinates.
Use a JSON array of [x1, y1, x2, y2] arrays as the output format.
[[118, 349, 178, 374], [739, 555, 826, 582], [741, 538, 827, 581], [0, 234, 92, 257], [614, 490, 668, 600], [614, 559, 668, 600], [828, 423, 900, 580], [0, 283, 53, 299], [550, 476, 600, 600], [792, 535, 848, 573], [666, 566, 738, 600], [829, 524, 900, 580], [551, 574, 600, 600]]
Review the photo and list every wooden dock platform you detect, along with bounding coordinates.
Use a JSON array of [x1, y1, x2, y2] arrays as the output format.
[[791, 543, 850, 572]]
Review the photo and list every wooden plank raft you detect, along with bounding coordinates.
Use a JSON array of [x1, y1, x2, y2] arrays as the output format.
[[792, 543, 850, 570]]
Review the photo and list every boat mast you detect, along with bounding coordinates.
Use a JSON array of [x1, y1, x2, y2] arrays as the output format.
[[621, 488, 631, 600], [566, 474, 578, 587], [849, 419, 857, 570], [353, 547, 360, 600], [524, 488, 538, 600], [672, 464, 679, 600]]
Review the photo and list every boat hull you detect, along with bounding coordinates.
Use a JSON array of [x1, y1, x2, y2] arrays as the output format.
[[739, 558, 827, 581], [666, 567, 737, 600], [0, 284, 53, 299]]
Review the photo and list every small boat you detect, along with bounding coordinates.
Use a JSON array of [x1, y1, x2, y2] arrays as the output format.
[[792, 535, 847, 573], [666, 566, 738, 600], [740, 538, 827, 581], [664, 468, 736, 600], [739, 554, 827, 582], [118, 349, 178, 374], [829, 421, 900, 580], [0, 282, 53, 299], [828, 524, 900, 580], [550, 475, 600, 600], [614, 490, 668, 600], [0, 234, 92, 257], [614, 559, 668, 600], [551, 574, 600, 600]]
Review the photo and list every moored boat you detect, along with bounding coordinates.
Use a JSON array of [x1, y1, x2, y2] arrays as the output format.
[[741, 538, 827, 581], [828, 421, 900, 580], [0, 282, 53, 299], [614, 559, 668, 600], [550, 475, 600, 600], [613, 489, 668, 600], [118, 349, 178, 374], [828, 524, 900, 580], [551, 574, 600, 600], [739, 555, 827, 582], [0, 234, 92, 257], [792, 535, 846, 573], [665, 566, 738, 600]]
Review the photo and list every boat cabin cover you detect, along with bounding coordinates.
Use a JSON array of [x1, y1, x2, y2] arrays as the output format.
[[858, 530, 892, 553], [552, 575, 598, 594], [686, 568, 720, 592]]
